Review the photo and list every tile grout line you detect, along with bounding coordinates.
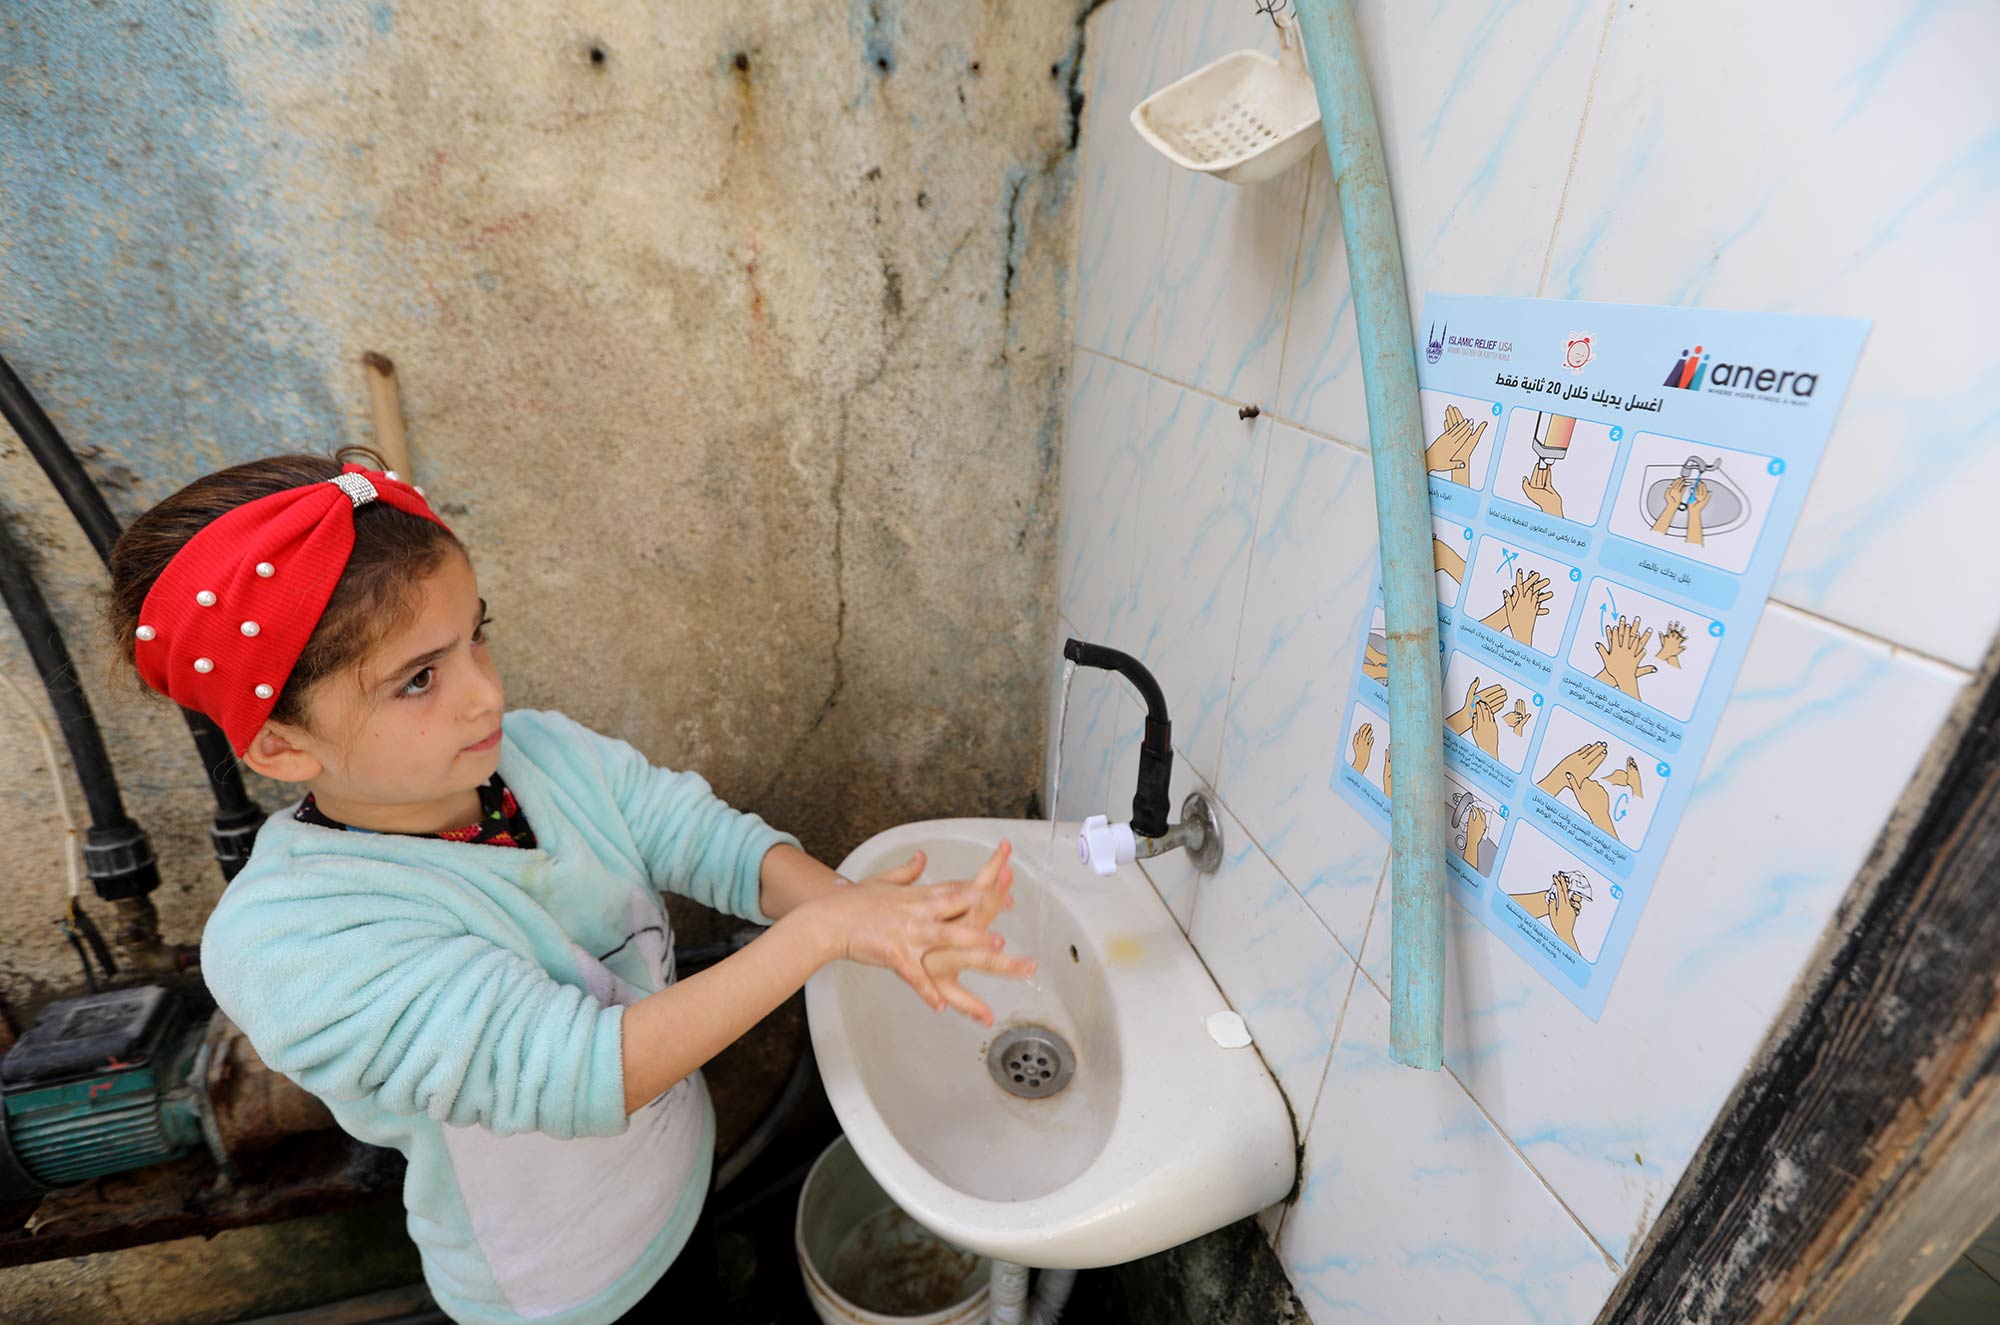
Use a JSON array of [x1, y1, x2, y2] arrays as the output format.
[[1536, 0, 1619, 299], [1069, 344, 1978, 680], [1075, 343, 1371, 459], [1442, 1056, 1625, 1273], [1264, 144, 1320, 422], [1348, 948, 1625, 1273], [1137, 0, 1188, 369], [1273, 945, 1366, 1259], [1209, 419, 1277, 803], [1206, 780, 1370, 972], [1762, 599, 1975, 680]]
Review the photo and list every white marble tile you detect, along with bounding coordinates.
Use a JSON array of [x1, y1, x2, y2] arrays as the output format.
[[1220, 423, 1389, 958], [1057, 349, 1150, 646], [1188, 794, 1356, 1127], [1045, 613, 1126, 829], [1124, 384, 1269, 784], [1280, 979, 1618, 1324], [1153, 0, 1312, 403], [1126, 689, 1217, 931], [1278, 0, 1615, 444], [1256, 1199, 1287, 1251], [1908, 1258, 2000, 1325], [1542, 0, 2000, 669], [1074, 0, 1185, 366], [1967, 1216, 2000, 1287], [1360, 603, 1966, 1264]]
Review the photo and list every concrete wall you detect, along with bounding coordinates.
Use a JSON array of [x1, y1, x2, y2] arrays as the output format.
[[1053, 0, 1995, 1320], [0, 0, 1088, 1021]]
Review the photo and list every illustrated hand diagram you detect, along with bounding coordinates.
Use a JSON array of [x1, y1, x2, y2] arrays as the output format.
[[1537, 740, 1607, 796], [1545, 872, 1586, 954], [1432, 536, 1467, 585], [1445, 677, 1508, 757], [1480, 568, 1554, 648], [1506, 870, 1589, 956], [1566, 769, 1617, 836], [1606, 756, 1644, 798], [1685, 479, 1711, 546], [1384, 746, 1393, 797], [1469, 693, 1503, 758], [1502, 699, 1532, 737], [1424, 405, 1488, 486], [1521, 463, 1564, 518], [1655, 621, 1687, 670], [1351, 723, 1374, 776], [1536, 740, 1619, 836], [1362, 640, 1389, 683], [1593, 614, 1657, 700], [1461, 804, 1488, 869], [1651, 478, 1712, 546]]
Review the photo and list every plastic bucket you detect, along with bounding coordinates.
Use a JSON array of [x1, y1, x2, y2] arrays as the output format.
[[795, 1135, 990, 1324]]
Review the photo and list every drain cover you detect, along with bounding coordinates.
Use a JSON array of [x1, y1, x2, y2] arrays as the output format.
[[987, 1026, 1075, 1100]]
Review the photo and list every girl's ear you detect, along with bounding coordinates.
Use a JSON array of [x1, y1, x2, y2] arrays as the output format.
[[240, 721, 323, 784]]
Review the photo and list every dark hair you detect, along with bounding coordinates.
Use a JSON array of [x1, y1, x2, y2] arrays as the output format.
[[104, 445, 464, 738]]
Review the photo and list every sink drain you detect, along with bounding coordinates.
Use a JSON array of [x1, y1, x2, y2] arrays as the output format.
[[987, 1026, 1075, 1100]]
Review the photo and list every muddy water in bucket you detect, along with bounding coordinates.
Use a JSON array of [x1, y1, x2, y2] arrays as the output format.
[[797, 1135, 989, 1324], [828, 1205, 983, 1314]]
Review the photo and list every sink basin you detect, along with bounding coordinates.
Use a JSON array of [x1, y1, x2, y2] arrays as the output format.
[[806, 818, 1299, 1269]]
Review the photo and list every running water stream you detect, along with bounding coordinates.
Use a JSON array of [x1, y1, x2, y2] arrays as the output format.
[[1025, 660, 1079, 995], [1048, 659, 1078, 867]]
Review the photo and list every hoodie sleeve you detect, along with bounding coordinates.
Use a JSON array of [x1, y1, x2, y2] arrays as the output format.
[[551, 712, 802, 926], [200, 879, 631, 1140]]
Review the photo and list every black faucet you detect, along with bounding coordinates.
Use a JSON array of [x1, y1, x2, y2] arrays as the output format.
[[1062, 638, 1174, 838]]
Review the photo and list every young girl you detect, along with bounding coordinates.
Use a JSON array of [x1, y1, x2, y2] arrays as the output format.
[[104, 447, 1033, 1325]]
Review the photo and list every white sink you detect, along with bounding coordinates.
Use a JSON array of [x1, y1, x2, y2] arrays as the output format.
[[805, 817, 1299, 1269]]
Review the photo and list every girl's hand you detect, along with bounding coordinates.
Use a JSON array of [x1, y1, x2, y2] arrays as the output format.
[[810, 841, 1024, 1022], [918, 841, 1035, 1025]]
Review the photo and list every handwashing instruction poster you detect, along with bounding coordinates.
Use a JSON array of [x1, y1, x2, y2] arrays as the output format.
[[1331, 295, 1867, 1019]]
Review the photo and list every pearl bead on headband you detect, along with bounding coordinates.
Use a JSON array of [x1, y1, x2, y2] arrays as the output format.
[[132, 463, 454, 756]]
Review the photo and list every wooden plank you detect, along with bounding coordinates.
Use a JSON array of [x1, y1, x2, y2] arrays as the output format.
[[1598, 663, 2000, 1324], [1793, 1065, 2000, 1323], [0, 1130, 402, 1268]]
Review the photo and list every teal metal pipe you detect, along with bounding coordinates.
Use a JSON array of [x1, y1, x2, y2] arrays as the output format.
[[1293, 0, 1445, 1069]]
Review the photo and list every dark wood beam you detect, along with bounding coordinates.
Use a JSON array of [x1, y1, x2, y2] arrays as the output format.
[[1599, 658, 2000, 1324]]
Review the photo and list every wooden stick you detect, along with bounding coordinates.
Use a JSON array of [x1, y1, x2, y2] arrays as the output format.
[[360, 351, 413, 479]]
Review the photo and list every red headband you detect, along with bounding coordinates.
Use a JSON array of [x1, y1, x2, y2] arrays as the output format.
[[133, 463, 454, 756]]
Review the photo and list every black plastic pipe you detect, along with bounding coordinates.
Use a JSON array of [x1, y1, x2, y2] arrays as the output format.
[[0, 351, 265, 878], [1062, 637, 1173, 838], [0, 512, 160, 901]]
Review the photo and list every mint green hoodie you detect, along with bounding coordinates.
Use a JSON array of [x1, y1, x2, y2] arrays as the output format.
[[200, 707, 800, 1324]]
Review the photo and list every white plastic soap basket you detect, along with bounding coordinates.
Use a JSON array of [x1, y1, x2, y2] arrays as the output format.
[[1129, 9, 1320, 185]]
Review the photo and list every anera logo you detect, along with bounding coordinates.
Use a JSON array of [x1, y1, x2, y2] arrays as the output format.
[[1663, 344, 1708, 390], [1664, 343, 1818, 401]]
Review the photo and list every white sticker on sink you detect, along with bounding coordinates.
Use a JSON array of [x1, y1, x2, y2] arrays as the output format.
[[1206, 1011, 1252, 1049]]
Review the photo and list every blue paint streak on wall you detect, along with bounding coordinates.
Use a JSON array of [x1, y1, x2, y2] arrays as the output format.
[[1778, 365, 2000, 607], [0, 7, 347, 505], [850, 0, 899, 76], [1834, 0, 1938, 126], [1418, 0, 1520, 157]]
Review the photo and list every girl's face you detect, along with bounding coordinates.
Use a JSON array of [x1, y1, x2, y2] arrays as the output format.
[[242, 549, 506, 832]]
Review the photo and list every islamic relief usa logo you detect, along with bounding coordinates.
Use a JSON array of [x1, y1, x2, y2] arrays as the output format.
[[1426, 322, 1446, 365]]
